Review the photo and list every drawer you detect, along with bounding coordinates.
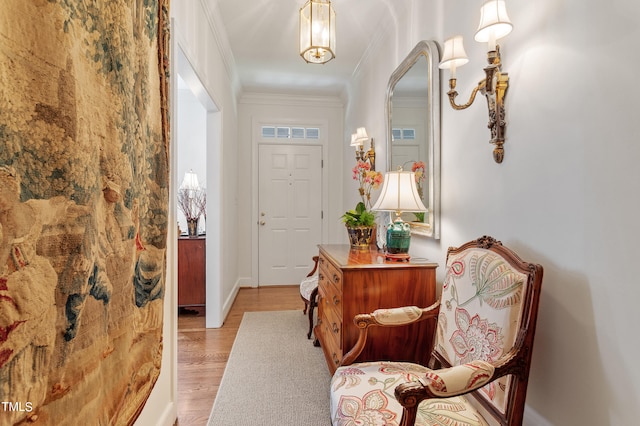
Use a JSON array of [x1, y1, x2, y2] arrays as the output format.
[[321, 279, 342, 322], [318, 318, 342, 369], [319, 285, 342, 349], [321, 325, 342, 369], [319, 254, 342, 293]]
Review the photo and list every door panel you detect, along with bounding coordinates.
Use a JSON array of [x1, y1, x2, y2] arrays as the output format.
[[258, 144, 322, 285]]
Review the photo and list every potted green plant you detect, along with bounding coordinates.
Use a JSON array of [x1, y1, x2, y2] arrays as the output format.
[[343, 161, 383, 249], [342, 201, 376, 227]]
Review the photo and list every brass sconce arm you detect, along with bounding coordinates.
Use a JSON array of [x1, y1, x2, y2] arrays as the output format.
[[446, 78, 486, 111]]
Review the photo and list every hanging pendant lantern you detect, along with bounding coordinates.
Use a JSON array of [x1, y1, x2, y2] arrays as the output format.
[[299, 0, 336, 64]]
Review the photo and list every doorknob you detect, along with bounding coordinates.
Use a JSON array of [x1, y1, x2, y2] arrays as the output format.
[[259, 220, 266, 226]]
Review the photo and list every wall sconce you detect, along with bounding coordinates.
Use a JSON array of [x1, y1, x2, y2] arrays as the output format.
[[299, 0, 336, 64], [439, 0, 513, 163], [350, 127, 376, 170]]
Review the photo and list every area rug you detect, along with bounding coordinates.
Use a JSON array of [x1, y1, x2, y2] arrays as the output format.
[[208, 311, 331, 426], [0, 0, 170, 424]]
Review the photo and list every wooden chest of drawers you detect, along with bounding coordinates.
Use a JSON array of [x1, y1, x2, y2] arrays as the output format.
[[177, 237, 206, 308], [314, 244, 438, 374]]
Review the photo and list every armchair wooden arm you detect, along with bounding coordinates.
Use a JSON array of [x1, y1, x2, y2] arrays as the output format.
[[341, 301, 440, 366], [394, 360, 496, 426], [307, 255, 319, 277], [394, 329, 531, 426]]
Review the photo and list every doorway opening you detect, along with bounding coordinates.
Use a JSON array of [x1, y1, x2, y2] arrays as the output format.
[[175, 46, 223, 328]]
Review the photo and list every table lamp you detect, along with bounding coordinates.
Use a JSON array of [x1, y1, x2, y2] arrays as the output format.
[[371, 168, 427, 261]]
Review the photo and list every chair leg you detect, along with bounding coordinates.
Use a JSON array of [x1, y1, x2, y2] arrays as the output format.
[[307, 302, 315, 339], [307, 288, 318, 339], [303, 301, 308, 315]]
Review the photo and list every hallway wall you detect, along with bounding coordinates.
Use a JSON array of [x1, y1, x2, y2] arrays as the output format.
[[344, 0, 640, 424]]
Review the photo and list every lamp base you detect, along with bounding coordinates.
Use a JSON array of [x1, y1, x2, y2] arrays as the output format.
[[385, 219, 411, 261], [384, 252, 411, 262]]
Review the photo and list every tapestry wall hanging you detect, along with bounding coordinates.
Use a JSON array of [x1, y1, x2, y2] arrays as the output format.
[[0, 0, 170, 424]]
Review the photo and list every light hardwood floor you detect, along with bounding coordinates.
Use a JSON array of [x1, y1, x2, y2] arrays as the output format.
[[176, 286, 303, 425]]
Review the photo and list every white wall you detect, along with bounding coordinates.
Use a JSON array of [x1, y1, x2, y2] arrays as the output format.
[[345, 0, 640, 424]]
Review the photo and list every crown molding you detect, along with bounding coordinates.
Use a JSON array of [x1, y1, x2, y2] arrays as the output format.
[[199, 0, 241, 95], [239, 92, 344, 108]]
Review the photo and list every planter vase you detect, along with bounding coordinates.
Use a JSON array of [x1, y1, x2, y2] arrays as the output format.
[[186, 218, 199, 237], [346, 225, 375, 250]]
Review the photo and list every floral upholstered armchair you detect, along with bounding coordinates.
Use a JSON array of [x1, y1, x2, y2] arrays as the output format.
[[330, 236, 543, 426]]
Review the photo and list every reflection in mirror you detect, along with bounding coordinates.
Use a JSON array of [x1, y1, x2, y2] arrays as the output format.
[[386, 40, 440, 239]]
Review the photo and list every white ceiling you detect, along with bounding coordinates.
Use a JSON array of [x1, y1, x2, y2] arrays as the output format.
[[207, 0, 396, 96]]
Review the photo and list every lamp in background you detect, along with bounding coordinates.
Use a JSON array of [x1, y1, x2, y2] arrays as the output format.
[[372, 168, 427, 261], [439, 0, 512, 163], [350, 127, 376, 170], [299, 0, 336, 64], [180, 170, 200, 194]]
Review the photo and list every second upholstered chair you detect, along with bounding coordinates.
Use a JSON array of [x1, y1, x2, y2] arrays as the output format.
[[299, 255, 320, 339]]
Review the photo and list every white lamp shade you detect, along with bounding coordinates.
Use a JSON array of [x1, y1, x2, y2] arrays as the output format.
[[354, 127, 369, 145], [350, 133, 360, 147], [474, 0, 513, 44], [371, 170, 427, 213], [180, 170, 200, 191], [299, 0, 336, 64], [438, 35, 469, 70]]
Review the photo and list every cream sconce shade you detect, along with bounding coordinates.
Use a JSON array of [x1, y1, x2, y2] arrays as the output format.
[[439, 35, 469, 79], [352, 127, 369, 146], [439, 0, 512, 163], [372, 169, 427, 261], [350, 127, 376, 170], [299, 0, 336, 64], [475, 0, 513, 50]]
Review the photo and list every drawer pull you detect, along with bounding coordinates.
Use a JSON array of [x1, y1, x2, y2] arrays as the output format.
[[318, 273, 324, 281], [332, 353, 340, 366], [332, 323, 339, 334], [332, 295, 340, 305], [333, 274, 340, 283]]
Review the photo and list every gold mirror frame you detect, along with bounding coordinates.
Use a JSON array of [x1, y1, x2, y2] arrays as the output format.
[[386, 40, 441, 239]]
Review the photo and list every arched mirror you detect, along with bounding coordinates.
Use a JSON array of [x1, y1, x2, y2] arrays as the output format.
[[386, 40, 441, 239]]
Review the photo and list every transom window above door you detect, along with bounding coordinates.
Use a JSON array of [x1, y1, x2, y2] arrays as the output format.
[[261, 126, 320, 140], [392, 127, 416, 141]]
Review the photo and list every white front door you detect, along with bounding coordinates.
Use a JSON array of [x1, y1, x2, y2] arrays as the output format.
[[258, 144, 322, 285]]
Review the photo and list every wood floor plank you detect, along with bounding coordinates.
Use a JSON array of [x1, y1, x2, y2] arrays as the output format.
[[176, 286, 303, 425]]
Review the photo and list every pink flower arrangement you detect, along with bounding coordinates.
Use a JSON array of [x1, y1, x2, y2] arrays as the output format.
[[412, 161, 426, 199], [352, 160, 383, 209]]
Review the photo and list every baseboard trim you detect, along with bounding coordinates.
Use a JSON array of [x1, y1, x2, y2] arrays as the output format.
[[221, 281, 241, 324], [135, 401, 176, 426], [524, 404, 553, 426]]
